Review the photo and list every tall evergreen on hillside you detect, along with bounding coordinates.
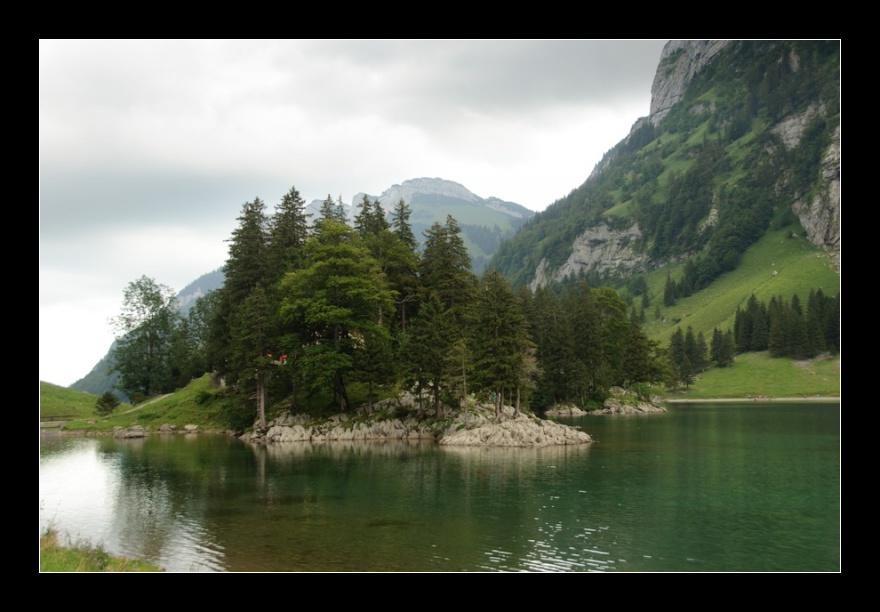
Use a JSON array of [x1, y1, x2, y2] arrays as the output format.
[[210, 197, 271, 385]]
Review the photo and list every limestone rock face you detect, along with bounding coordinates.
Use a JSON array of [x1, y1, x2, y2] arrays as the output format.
[[792, 123, 841, 269], [649, 40, 731, 124], [530, 223, 648, 290]]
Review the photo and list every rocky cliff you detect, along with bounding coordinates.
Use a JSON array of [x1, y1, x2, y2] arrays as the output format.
[[515, 40, 840, 289], [649, 40, 732, 124]]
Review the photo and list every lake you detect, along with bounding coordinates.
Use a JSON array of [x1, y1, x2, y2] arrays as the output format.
[[39, 402, 840, 572]]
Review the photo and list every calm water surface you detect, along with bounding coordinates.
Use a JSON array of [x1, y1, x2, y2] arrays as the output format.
[[39, 402, 839, 572]]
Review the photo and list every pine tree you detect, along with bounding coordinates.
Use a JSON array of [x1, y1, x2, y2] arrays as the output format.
[[472, 270, 532, 419], [212, 197, 271, 383], [229, 283, 275, 429], [622, 305, 655, 386], [405, 294, 450, 414], [318, 194, 347, 224], [391, 198, 417, 251], [420, 216, 477, 322], [664, 273, 677, 307], [223, 198, 270, 305], [268, 186, 311, 276], [530, 286, 575, 407]]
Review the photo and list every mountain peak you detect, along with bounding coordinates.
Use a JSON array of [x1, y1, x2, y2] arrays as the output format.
[[377, 177, 482, 205]]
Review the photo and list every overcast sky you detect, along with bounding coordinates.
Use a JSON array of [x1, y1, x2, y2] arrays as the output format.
[[39, 39, 668, 388]]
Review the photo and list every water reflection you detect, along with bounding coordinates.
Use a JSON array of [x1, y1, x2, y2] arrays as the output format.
[[40, 403, 839, 571]]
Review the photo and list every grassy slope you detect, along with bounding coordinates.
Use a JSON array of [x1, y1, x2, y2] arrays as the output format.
[[642, 226, 840, 346], [40, 374, 229, 432], [634, 226, 840, 400], [38, 381, 128, 420], [672, 352, 840, 399]]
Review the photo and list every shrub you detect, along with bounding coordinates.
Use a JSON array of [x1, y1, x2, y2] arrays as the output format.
[[95, 392, 120, 416]]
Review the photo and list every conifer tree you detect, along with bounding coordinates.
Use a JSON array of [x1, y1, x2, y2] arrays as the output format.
[[269, 186, 311, 276], [280, 219, 394, 411], [229, 283, 275, 429], [391, 198, 417, 251], [664, 273, 677, 307], [530, 286, 575, 407], [472, 270, 531, 419], [211, 197, 271, 384]]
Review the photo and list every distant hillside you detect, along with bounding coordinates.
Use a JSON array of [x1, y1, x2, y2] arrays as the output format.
[[309, 177, 534, 271], [490, 40, 840, 338]]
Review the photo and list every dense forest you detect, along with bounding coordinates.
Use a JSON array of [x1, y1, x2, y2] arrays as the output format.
[[109, 189, 674, 427]]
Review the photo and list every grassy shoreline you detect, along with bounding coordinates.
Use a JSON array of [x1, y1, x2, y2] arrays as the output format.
[[40, 529, 163, 572]]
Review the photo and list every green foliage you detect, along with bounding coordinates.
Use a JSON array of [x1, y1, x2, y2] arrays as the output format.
[[281, 219, 395, 411], [94, 391, 120, 416], [472, 270, 532, 416], [110, 275, 180, 398]]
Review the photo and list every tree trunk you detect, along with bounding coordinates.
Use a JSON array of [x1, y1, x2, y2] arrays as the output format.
[[257, 373, 266, 430], [335, 370, 349, 411]]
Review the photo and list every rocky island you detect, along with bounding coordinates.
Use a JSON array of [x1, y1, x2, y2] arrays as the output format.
[[242, 392, 592, 448], [544, 387, 667, 416]]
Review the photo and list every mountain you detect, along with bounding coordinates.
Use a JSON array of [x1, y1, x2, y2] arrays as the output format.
[[309, 178, 534, 271], [490, 41, 840, 300]]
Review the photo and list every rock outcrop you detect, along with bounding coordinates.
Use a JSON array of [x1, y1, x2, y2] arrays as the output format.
[[649, 40, 731, 125], [792, 123, 841, 269], [595, 387, 666, 415], [530, 222, 649, 290], [245, 393, 592, 448], [113, 425, 147, 438], [545, 389, 666, 416], [439, 411, 591, 447]]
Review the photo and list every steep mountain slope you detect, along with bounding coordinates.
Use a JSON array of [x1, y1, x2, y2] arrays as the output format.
[[491, 41, 840, 296]]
